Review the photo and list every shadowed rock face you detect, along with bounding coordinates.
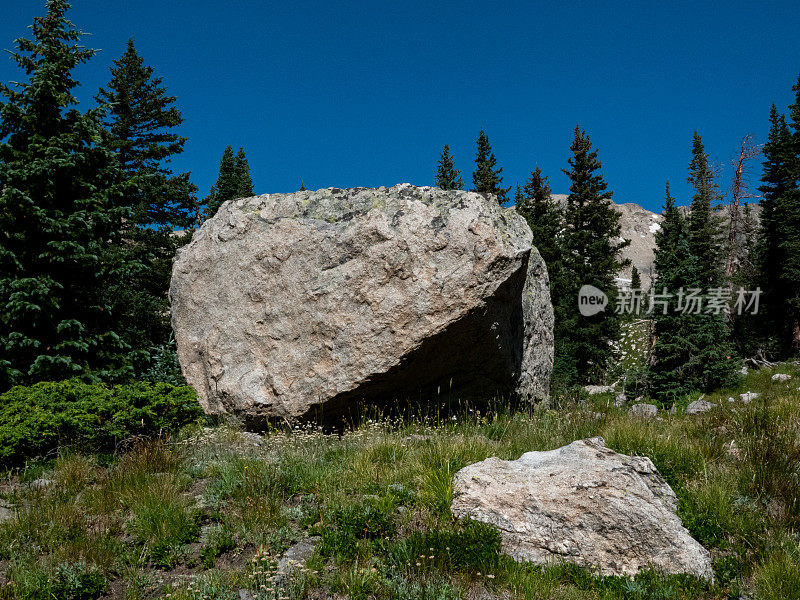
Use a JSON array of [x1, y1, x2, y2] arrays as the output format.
[[170, 184, 553, 425], [452, 437, 713, 580]]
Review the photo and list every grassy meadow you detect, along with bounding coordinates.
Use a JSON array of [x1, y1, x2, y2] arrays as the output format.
[[1, 365, 800, 600]]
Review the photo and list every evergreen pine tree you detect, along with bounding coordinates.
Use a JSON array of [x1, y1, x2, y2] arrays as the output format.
[[630, 266, 642, 291], [207, 145, 237, 215], [516, 168, 568, 385], [234, 147, 254, 197], [649, 183, 735, 401], [756, 106, 792, 356], [435, 144, 463, 190], [781, 75, 800, 353], [96, 38, 196, 374], [556, 125, 628, 383], [517, 167, 562, 276], [0, 0, 130, 388], [96, 38, 195, 229], [650, 183, 701, 399], [471, 129, 509, 202], [686, 132, 725, 289]]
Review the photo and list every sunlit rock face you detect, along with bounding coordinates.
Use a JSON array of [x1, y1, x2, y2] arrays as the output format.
[[170, 184, 553, 425]]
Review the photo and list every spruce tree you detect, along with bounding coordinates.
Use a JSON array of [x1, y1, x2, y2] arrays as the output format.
[[516, 167, 568, 384], [556, 125, 628, 383], [756, 106, 791, 355], [649, 184, 735, 401], [96, 38, 195, 229], [471, 129, 509, 202], [234, 147, 254, 197], [630, 266, 642, 291], [650, 184, 701, 399], [435, 144, 463, 190], [517, 167, 562, 277], [96, 38, 196, 374], [207, 145, 237, 215], [757, 78, 800, 356], [782, 75, 800, 353], [686, 132, 724, 289], [0, 0, 129, 388]]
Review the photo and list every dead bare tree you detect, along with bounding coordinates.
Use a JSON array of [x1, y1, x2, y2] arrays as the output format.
[[726, 134, 763, 279]]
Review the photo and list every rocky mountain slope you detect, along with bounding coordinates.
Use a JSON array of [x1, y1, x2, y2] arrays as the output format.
[[540, 195, 760, 289]]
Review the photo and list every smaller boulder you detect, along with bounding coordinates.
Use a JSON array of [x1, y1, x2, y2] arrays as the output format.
[[614, 393, 627, 407], [740, 391, 760, 403], [0, 501, 13, 525], [628, 403, 658, 419], [723, 440, 742, 461], [686, 400, 715, 415], [28, 478, 53, 490], [772, 373, 792, 382], [277, 537, 319, 581], [451, 437, 712, 579], [584, 385, 615, 395]]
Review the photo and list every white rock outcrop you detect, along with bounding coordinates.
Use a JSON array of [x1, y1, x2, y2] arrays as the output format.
[[686, 400, 715, 415], [451, 437, 713, 580], [171, 185, 554, 423], [628, 403, 658, 419]]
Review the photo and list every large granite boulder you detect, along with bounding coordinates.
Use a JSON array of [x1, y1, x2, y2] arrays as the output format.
[[451, 437, 713, 580], [170, 184, 553, 423]]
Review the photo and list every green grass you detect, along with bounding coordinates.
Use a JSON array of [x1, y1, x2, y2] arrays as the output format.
[[0, 365, 799, 598]]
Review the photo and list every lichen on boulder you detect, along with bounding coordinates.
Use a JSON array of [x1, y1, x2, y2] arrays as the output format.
[[170, 184, 553, 424]]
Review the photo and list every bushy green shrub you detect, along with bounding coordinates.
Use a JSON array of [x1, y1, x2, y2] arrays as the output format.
[[318, 498, 398, 561], [0, 380, 202, 467], [6, 560, 108, 600], [51, 561, 108, 600], [390, 519, 501, 574]]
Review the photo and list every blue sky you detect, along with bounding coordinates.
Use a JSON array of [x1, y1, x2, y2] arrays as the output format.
[[2, 0, 799, 212]]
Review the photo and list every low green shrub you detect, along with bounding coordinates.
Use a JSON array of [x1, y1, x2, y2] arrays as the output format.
[[51, 561, 109, 600], [200, 524, 237, 568], [390, 519, 501, 574], [0, 380, 202, 467], [5, 559, 107, 600], [318, 498, 398, 562]]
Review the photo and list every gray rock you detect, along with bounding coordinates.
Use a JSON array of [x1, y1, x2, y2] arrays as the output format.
[[171, 185, 554, 423], [614, 392, 627, 407], [29, 478, 53, 490], [728, 397, 736, 403], [723, 440, 742, 461], [451, 437, 712, 579], [0, 502, 14, 524], [539, 197, 760, 292], [402, 434, 433, 444], [584, 385, 615, 395], [628, 403, 658, 419], [740, 391, 760, 403], [740, 366, 749, 376], [277, 536, 319, 578], [772, 373, 792, 382], [686, 400, 715, 415]]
